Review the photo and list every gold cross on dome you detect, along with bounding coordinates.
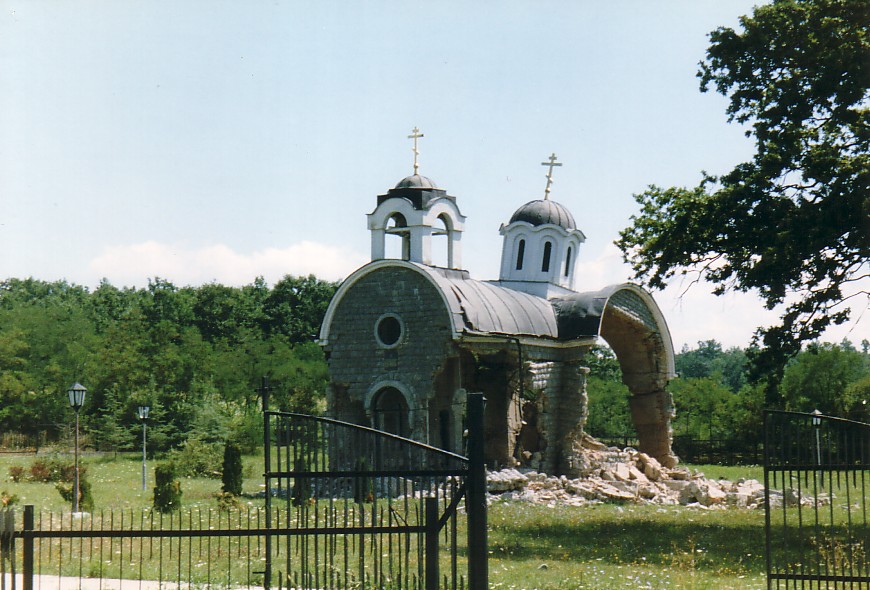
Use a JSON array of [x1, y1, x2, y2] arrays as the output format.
[[541, 153, 562, 200], [408, 127, 424, 174]]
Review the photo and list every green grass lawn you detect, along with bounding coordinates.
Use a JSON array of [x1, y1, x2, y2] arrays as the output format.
[[488, 501, 766, 589], [1, 453, 768, 589]]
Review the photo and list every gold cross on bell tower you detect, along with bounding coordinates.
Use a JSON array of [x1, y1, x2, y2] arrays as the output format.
[[541, 153, 562, 200], [408, 127, 424, 175]]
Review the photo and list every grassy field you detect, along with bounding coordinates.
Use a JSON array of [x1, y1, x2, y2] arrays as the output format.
[[1, 453, 768, 589]]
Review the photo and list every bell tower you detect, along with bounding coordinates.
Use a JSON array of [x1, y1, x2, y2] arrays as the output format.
[[368, 128, 466, 269]]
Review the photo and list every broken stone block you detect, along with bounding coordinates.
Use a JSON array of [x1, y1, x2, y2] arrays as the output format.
[[595, 482, 636, 502], [637, 452, 663, 481], [628, 465, 650, 483], [613, 463, 632, 481], [661, 479, 692, 492], [667, 469, 690, 480], [487, 468, 528, 492]]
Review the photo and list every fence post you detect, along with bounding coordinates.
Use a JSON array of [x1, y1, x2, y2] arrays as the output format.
[[424, 497, 439, 590], [23, 505, 33, 590], [466, 393, 488, 590], [260, 377, 272, 590]]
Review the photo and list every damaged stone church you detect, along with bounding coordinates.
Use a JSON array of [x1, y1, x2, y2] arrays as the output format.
[[318, 140, 678, 474]]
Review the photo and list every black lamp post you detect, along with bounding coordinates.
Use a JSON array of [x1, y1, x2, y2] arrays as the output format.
[[138, 406, 150, 491], [67, 382, 87, 513], [812, 409, 823, 485]]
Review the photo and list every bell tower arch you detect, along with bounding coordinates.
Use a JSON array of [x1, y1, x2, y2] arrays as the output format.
[[367, 129, 466, 269]]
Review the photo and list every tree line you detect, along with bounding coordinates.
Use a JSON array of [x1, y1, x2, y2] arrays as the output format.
[[585, 338, 870, 447], [1, 275, 868, 459], [0, 276, 337, 453]]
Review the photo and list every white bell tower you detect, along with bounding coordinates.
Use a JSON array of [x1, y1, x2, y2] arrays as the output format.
[[368, 128, 466, 269]]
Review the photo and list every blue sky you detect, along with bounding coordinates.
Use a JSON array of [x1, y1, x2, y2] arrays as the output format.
[[1, 1, 866, 350]]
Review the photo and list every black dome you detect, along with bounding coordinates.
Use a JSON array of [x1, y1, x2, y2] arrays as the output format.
[[394, 174, 438, 189], [509, 199, 576, 230]]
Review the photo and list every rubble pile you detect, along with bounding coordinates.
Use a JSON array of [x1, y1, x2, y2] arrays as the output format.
[[488, 435, 776, 509]]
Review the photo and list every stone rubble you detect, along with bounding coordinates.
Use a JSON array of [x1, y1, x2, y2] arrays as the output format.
[[487, 435, 825, 509]]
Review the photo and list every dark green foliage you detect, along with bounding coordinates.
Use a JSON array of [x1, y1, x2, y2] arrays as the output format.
[[221, 441, 243, 496], [675, 340, 748, 393], [617, 0, 870, 387], [0, 275, 334, 450], [780, 341, 870, 415], [153, 462, 182, 513], [56, 471, 94, 512], [170, 437, 223, 478]]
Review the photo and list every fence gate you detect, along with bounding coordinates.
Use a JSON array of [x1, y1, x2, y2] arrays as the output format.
[[764, 410, 869, 588], [262, 386, 488, 590]]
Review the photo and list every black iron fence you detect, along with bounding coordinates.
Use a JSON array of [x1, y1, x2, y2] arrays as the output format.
[[593, 434, 762, 465], [764, 410, 869, 588], [261, 389, 488, 590], [0, 392, 488, 590], [2, 505, 282, 588]]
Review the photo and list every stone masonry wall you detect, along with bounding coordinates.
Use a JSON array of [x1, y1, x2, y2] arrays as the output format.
[[525, 359, 589, 474], [324, 266, 455, 440]]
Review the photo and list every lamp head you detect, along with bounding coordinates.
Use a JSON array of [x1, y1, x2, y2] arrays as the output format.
[[67, 383, 87, 411]]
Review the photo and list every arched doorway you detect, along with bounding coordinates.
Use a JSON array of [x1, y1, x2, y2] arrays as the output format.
[[371, 387, 410, 437]]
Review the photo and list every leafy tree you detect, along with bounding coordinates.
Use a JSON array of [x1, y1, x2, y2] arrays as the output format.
[[780, 341, 869, 414], [843, 374, 870, 421], [584, 377, 633, 437], [676, 340, 749, 393], [617, 0, 870, 392], [581, 345, 623, 382], [262, 275, 338, 343]]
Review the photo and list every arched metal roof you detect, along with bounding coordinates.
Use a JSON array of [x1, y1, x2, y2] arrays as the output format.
[[320, 262, 673, 368]]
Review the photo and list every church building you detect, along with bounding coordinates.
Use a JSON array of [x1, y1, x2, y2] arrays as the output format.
[[319, 131, 678, 473]]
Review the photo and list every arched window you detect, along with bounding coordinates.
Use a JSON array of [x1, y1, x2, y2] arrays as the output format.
[[431, 213, 452, 267], [564, 247, 572, 277], [385, 213, 410, 260], [372, 387, 410, 437], [515, 239, 526, 270], [541, 241, 552, 272]]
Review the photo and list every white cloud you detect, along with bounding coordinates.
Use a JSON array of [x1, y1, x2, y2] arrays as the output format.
[[88, 240, 368, 287]]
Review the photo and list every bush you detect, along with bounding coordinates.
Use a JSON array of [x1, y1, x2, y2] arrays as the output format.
[[153, 462, 182, 513], [29, 457, 76, 483], [221, 441, 243, 496], [214, 491, 240, 511], [170, 437, 223, 478], [8, 466, 24, 483], [0, 491, 19, 507], [56, 471, 94, 512]]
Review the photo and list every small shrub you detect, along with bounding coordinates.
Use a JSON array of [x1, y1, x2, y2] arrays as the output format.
[[214, 491, 240, 511], [153, 462, 182, 513], [29, 459, 54, 482], [170, 437, 223, 478], [221, 441, 243, 496], [56, 472, 94, 512], [0, 491, 19, 507], [8, 466, 24, 483], [27, 457, 78, 483]]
